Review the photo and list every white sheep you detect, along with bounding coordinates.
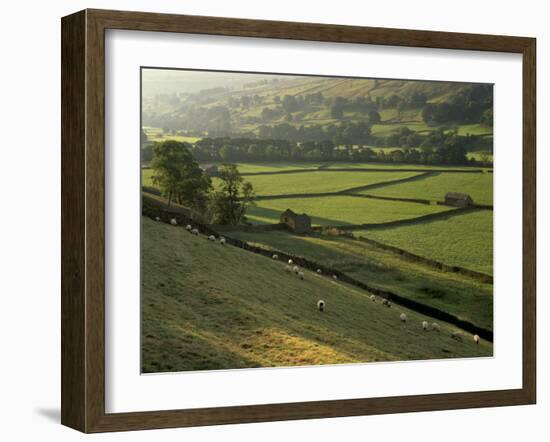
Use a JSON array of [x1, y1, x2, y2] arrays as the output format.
[[370, 294, 376, 302], [219, 237, 226, 245], [431, 322, 441, 332], [451, 331, 464, 342], [422, 321, 429, 331], [317, 300, 325, 312], [316, 269, 322, 274], [154, 216, 161, 222], [170, 218, 177, 226], [473, 334, 480, 344], [298, 271, 304, 280], [272, 254, 279, 260], [400, 313, 407, 323], [191, 228, 199, 236], [285, 265, 292, 273], [288, 259, 293, 265], [332, 275, 338, 281], [382, 298, 391, 308], [186, 224, 192, 231], [292, 265, 299, 274], [208, 235, 216, 241]]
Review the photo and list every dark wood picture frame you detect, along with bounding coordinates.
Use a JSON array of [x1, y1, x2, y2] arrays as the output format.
[[61, 9, 536, 433]]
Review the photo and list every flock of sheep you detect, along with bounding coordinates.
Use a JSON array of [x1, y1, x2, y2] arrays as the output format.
[[163, 216, 482, 347], [272, 253, 481, 345]]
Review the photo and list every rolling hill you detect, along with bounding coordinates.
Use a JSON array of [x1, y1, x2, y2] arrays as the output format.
[[141, 216, 492, 373]]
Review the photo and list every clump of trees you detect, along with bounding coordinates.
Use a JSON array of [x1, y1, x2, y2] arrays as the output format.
[[151, 140, 212, 211], [149, 141, 255, 224], [208, 164, 255, 224], [421, 84, 493, 125]]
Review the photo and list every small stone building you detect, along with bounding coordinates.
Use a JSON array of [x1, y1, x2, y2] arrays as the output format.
[[203, 165, 219, 177], [444, 192, 473, 207], [280, 209, 312, 234]]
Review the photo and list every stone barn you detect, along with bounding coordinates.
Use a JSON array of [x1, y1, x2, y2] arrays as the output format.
[[280, 209, 312, 234], [202, 165, 219, 177], [444, 192, 473, 207]]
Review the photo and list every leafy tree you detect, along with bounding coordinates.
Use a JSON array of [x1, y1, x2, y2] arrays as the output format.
[[209, 164, 255, 224], [481, 108, 493, 127], [151, 140, 211, 210]]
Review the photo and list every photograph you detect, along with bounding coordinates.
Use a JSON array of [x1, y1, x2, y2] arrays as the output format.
[[140, 68, 494, 373]]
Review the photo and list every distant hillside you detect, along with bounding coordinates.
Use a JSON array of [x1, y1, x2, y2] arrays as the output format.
[[142, 72, 493, 142]]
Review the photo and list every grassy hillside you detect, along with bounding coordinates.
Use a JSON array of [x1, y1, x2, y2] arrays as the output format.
[[230, 229, 493, 331], [142, 73, 494, 143], [141, 217, 491, 373]]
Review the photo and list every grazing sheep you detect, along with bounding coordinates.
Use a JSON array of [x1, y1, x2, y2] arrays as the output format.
[[292, 265, 300, 274], [154, 216, 161, 222], [284, 265, 292, 273], [332, 275, 338, 281], [185, 224, 192, 231], [191, 228, 199, 236], [219, 237, 226, 245], [288, 259, 293, 265], [473, 334, 480, 344], [272, 254, 279, 260], [370, 294, 376, 302], [316, 269, 322, 274], [431, 322, 441, 332], [298, 271, 304, 280], [317, 300, 325, 312], [208, 235, 216, 241], [451, 331, 464, 342], [422, 321, 429, 331], [382, 298, 391, 308], [400, 313, 407, 323], [170, 218, 178, 226]]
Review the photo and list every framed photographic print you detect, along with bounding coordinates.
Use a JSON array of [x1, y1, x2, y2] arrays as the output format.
[[61, 9, 536, 433]]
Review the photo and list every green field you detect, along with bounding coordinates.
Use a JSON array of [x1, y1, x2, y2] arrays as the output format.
[[231, 229, 493, 331], [325, 162, 490, 171], [142, 168, 156, 187], [247, 195, 454, 226], [233, 162, 321, 174], [455, 124, 493, 136], [230, 171, 424, 197], [142, 217, 491, 372], [355, 209, 493, 274], [143, 127, 201, 144], [371, 121, 433, 136], [357, 172, 493, 205]]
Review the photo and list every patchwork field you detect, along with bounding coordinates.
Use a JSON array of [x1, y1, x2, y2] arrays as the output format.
[[231, 229, 494, 331], [324, 162, 489, 171], [354, 209, 493, 275], [246, 195, 454, 226], [142, 217, 491, 372], [234, 162, 321, 174], [220, 170, 424, 197], [358, 172, 494, 205]]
